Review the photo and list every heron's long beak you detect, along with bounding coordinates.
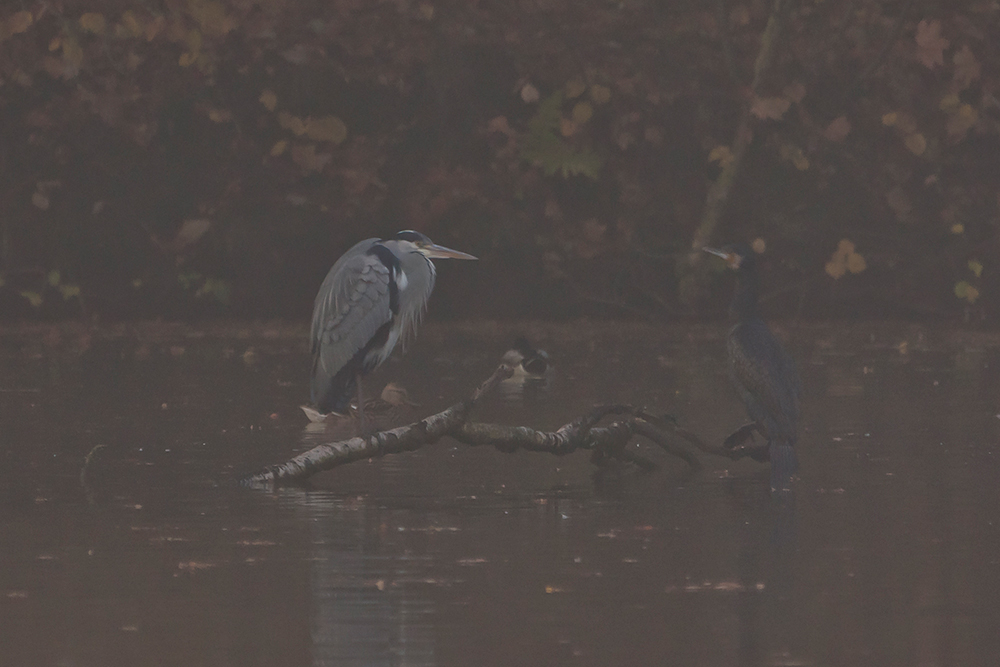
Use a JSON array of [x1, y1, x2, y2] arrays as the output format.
[[423, 244, 477, 260], [702, 246, 739, 268], [702, 246, 729, 260]]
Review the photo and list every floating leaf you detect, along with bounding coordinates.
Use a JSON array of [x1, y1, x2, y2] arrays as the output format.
[[825, 258, 846, 279], [969, 259, 983, 278], [79, 13, 107, 34], [559, 117, 577, 137], [751, 238, 766, 254], [259, 90, 277, 112], [750, 96, 790, 121], [708, 145, 734, 169], [179, 51, 197, 67], [303, 115, 347, 144], [20, 291, 43, 308], [47, 270, 61, 287], [270, 140, 288, 156], [915, 19, 949, 69], [188, 0, 234, 37], [571, 102, 593, 125], [904, 132, 926, 156], [565, 77, 586, 99], [881, 112, 898, 127], [953, 44, 981, 90], [589, 84, 611, 105], [951, 223, 965, 235], [824, 116, 851, 142], [31, 191, 50, 210], [826, 239, 866, 279]]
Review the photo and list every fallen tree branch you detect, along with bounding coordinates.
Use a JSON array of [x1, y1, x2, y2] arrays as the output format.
[[240, 363, 747, 488]]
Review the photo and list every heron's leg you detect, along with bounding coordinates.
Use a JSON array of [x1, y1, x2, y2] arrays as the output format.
[[355, 373, 368, 434]]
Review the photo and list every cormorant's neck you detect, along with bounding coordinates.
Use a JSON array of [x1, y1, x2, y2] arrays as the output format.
[[730, 269, 760, 321]]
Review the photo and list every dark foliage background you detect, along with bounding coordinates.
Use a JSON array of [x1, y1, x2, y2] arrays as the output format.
[[0, 0, 997, 321]]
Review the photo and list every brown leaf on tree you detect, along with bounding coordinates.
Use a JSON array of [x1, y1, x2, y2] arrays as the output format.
[[952, 45, 981, 90], [824, 116, 851, 142], [750, 96, 790, 121], [915, 19, 949, 69]]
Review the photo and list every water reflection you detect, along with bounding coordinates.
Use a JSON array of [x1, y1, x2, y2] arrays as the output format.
[[1, 324, 999, 666]]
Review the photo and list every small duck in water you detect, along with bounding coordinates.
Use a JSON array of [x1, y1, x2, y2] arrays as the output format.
[[502, 337, 551, 378]]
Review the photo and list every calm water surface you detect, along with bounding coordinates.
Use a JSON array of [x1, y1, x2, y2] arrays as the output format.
[[0, 322, 998, 667]]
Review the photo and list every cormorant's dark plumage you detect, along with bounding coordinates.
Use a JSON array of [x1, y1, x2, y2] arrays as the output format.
[[705, 243, 802, 491]]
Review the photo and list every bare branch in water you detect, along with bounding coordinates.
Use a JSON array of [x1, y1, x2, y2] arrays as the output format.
[[240, 362, 749, 488]]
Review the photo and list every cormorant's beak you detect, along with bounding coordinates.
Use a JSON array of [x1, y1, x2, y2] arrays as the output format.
[[422, 244, 478, 260], [702, 246, 739, 269]]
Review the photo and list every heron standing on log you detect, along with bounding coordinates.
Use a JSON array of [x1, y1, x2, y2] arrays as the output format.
[[310, 230, 477, 430]]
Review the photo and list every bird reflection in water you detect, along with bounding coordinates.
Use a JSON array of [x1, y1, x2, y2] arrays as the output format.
[[499, 337, 553, 403]]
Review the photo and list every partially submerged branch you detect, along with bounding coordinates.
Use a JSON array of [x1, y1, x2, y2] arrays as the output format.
[[240, 364, 746, 488]]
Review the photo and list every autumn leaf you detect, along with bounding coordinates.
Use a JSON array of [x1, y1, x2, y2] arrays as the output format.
[[31, 191, 50, 210], [952, 45, 981, 90], [824, 116, 851, 142], [303, 116, 348, 144], [783, 82, 806, 104], [207, 108, 232, 123], [946, 104, 977, 139], [825, 239, 866, 279], [904, 132, 926, 156], [589, 84, 611, 105], [559, 117, 578, 137], [951, 223, 964, 235], [79, 13, 107, 34], [708, 145, 734, 169], [565, 77, 586, 99], [881, 112, 898, 127], [20, 291, 43, 308], [750, 96, 790, 121], [270, 140, 288, 156], [59, 284, 81, 300], [915, 19, 949, 69], [954, 281, 979, 304], [571, 102, 593, 125], [968, 259, 983, 278], [118, 11, 144, 38], [290, 144, 332, 173], [278, 112, 307, 136], [779, 143, 809, 170], [520, 83, 540, 104], [751, 238, 766, 254], [939, 94, 960, 113], [6, 10, 34, 35], [259, 90, 277, 112]]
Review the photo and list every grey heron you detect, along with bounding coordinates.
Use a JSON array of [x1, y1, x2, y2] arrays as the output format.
[[704, 243, 802, 491], [310, 230, 477, 429]]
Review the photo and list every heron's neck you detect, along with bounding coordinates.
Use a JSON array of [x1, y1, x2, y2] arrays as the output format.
[[730, 270, 760, 321]]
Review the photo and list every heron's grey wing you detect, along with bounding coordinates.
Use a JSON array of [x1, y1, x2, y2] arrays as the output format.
[[310, 238, 380, 353], [311, 245, 393, 402], [727, 321, 801, 441]]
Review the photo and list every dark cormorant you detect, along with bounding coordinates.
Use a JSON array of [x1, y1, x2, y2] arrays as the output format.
[[704, 243, 802, 491]]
